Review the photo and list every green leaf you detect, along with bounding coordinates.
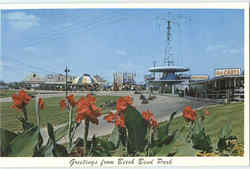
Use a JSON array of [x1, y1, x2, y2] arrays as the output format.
[[47, 123, 56, 143], [54, 124, 68, 142], [173, 133, 198, 156], [191, 121, 213, 152], [220, 121, 232, 139], [123, 105, 147, 154], [8, 126, 39, 157], [109, 127, 120, 148], [153, 131, 185, 156], [53, 144, 68, 157], [35, 123, 68, 157], [17, 117, 34, 131], [0, 128, 17, 156], [89, 137, 113, 156]]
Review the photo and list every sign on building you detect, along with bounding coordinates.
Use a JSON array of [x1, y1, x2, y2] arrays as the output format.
[[191, 75, 209, 80], [215, 68, 241, 77]]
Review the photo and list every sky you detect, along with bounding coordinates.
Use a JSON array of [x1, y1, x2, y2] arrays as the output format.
[[0, 8, 244, 83]]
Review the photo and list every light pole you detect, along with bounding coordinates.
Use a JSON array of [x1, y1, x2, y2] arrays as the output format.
[[65, 65, 70, 97]]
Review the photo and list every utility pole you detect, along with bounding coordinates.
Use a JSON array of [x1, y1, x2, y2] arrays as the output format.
[[65, 65, 70, 97]]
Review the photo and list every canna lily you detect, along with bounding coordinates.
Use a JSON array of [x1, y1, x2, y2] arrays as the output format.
[[86, 94, 96, 104], [115, 113, 125, 128], [60, 99, 67, 111], [104, 112, 125, 128], [142, 109, 153, 121], [38, 97, 44, 110], [151, 115, 159, 128], [142, 109, 158, 128], [204, 108, 210, 116], [75, 95, 102, 124], [116, 96, 133, 112], [183, 106, 197, 121], [10, 89, 32, 110], [104, 112, 116, 123], [66, 94, 76, 107]]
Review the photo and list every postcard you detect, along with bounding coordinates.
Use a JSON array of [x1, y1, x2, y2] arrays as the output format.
[[0, 2, 249, 167]]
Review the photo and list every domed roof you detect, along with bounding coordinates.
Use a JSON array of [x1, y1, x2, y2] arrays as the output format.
[[72, 74, 96, 85]]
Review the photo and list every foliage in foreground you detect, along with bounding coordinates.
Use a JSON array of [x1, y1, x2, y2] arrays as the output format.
[[0, 90, 244, 157]]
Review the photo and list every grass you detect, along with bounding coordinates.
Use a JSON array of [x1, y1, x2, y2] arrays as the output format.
[[0, 90, 37, 98], [99, 102, 244, 156], [0, 95, 119, 132], [155, 102, 244, 156]]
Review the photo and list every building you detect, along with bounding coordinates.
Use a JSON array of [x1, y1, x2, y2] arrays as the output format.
[[148, 66, 190, 95], [187, 68, 244, 101], [113, 72, 136, 90]]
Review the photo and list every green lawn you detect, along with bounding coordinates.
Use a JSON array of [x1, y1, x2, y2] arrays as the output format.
[[155, 102, 244, 156], [0, 90, 37, 98], [0, 95, 119, 132]]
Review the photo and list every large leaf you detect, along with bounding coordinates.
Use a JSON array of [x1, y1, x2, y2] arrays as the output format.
[[217, 121, 233, 152], [0, 128, 17, 156], [109, 127, 120, 148], [123, 105, 147, 154], [165, 112, 177, 135], [35, 123, 68, 157], [173, 132, 198, 156], [54, 124, 68, 142], [220, 121, 232, 139], [191, 120, 213, 152], [156, 112, 177, 145], [88, 137, 113, 157], [17, 117, 34, 131], [8, 126, 39, 157]]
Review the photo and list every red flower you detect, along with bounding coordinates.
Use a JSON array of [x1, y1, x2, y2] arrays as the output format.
[[115, 113, 125, 128], [38, 98, 44, 110], [183, 106, 197, 121], [75, 95, 102, 124], [104, 112, 116, 123], [204, 108, 210, 116], [86, 94, 96, 104], [116, 96, 133, 112], [66, 94, 76, 107], [60, 99, 67, 111], [142, 109, 158, 128], [104, 112, 125, 128], [142, 109, 153, 121], [151, 115, 159, 128], [10, 90, 32, 110]]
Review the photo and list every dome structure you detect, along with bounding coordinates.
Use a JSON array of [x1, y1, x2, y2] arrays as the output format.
[[72, 74, 96, 85]]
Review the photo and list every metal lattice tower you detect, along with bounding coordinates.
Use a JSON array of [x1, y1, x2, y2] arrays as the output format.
[[164, 20, 174, 66], [157, 12, 191, 67]]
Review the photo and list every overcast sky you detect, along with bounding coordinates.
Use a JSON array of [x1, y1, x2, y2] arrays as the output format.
[[0, 8, 244, 83]]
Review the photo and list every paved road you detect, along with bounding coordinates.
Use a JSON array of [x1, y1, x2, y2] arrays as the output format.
[[38, 93, 213, 145]]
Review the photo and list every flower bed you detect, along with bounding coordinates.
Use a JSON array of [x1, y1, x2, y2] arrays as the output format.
[[0, 90, 244, 157]]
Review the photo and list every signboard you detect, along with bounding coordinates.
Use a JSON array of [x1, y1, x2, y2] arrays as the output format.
[[191, 75, 209, 80], [215, 68, 241, 77]]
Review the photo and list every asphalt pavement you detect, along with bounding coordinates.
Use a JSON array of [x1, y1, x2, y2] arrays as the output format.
[[40, 92, 213, 145]]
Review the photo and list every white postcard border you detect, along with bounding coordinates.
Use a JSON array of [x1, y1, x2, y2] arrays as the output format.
[[0, 2, 249, 167]]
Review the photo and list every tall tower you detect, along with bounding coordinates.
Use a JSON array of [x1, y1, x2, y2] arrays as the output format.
[[164, 20, 174, 66]]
